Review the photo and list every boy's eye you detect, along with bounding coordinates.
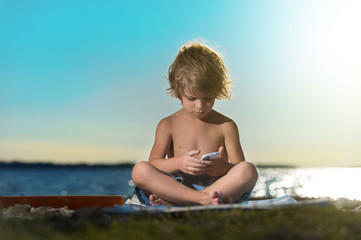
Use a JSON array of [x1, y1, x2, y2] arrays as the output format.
[[185, 96, 213, 101], [185, 95, 197, 101]]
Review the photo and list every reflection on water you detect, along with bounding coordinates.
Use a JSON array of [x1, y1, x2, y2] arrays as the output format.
[[253, 167, 361, 200]]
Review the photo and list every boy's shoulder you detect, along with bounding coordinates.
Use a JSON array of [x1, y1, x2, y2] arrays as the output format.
[[208, 110, 237, 126], [156, 110, 181, 128]]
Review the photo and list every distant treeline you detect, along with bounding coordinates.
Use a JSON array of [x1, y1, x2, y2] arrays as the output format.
[[0, 161, 134, 169], [256, 164, 296, 168], [0, 160, 297, 169]]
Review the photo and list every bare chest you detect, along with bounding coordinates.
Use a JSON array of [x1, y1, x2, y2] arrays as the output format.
[[171, 122, 224, 159]]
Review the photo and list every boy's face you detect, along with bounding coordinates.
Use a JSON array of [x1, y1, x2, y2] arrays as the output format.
[[181, 88, 216, 119]]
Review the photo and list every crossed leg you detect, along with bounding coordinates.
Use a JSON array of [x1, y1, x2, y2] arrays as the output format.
[[132, 161, 258, 206], [147, 161, 258, 205], [202, 161, 258, 203], [132, 161, 223, 206]]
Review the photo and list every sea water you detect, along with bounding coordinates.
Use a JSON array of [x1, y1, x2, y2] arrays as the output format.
[[1, 164, 361, 201], [0, 165, 134, 197]]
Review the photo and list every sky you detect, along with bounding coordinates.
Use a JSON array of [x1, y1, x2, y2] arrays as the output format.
[[0, 0, 360, 167]]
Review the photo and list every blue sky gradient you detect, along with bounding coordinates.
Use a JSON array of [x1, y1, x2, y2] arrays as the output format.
[[1, 1, 360, 166]]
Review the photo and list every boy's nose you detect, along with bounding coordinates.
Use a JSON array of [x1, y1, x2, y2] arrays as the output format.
[[195, 99, 204, 109]]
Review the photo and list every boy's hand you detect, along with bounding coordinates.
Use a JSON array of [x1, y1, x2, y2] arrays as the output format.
[[203, 147, 230, 177], [178, 150, 205, 175]]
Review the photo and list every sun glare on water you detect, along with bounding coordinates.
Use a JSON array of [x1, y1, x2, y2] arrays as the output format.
[[254, 168, 361, 201], [293, 168, 361, 200]]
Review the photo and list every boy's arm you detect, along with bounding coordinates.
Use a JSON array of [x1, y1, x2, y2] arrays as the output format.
[[204, 120, 245, 177], [148, 118, 181, 173], [224, 120, 246, 165]]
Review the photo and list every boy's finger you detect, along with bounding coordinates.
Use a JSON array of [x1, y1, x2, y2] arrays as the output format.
[[188, 167, 203, 175], [218, 146, 224, 157], [187, 150, 201, 156], [201, 160, 212, 166]]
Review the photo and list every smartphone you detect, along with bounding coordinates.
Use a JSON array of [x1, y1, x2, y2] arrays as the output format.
[[200, 152, 220, 160]]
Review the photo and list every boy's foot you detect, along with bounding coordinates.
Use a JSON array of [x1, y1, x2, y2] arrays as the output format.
[[149, 191, 223, 206], [149, 194, 171, 206], [210, 191, 223, 205], [209, 191, 223, 205], [199, 191, 223, 205]]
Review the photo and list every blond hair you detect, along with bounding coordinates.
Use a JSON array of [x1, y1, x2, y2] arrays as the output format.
[[167, 41, 232, 100]]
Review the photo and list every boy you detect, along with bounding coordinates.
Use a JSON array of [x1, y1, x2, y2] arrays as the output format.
[[131, 41, 258, 206]]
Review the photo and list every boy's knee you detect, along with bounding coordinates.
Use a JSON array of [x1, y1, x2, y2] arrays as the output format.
[[245, 162, 258, 185], [236, 161, 258, 183], [131, 161, 151, 185]]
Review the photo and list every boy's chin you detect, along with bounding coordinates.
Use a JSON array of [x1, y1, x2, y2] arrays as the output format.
[[192, 112, 209, 119]]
